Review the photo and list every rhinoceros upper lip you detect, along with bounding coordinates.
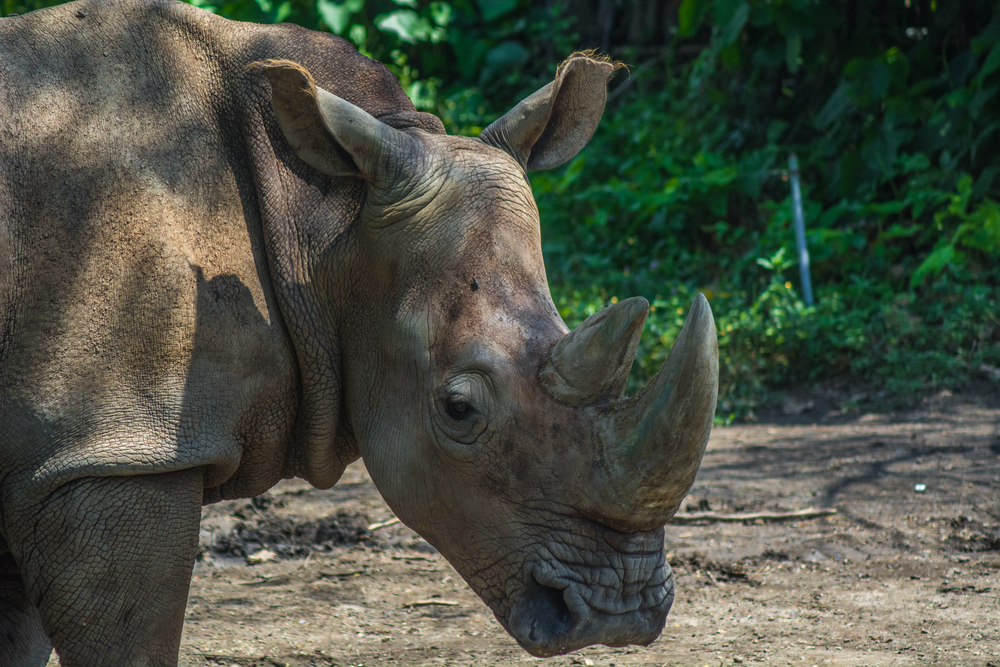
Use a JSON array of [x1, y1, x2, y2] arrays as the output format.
[[530, 547, 669, 616], [504, 541, 673, 657]]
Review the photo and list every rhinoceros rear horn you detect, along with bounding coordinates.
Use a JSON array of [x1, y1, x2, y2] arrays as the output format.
[[539, 297, 648, 405], [480, 53, 622, 171], [261, 60, 415, 180]]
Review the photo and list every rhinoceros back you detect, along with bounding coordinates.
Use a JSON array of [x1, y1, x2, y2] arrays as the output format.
[[0, 0, 439, 508]]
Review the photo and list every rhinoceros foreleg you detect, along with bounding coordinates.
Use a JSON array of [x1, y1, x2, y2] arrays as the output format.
[[15, 468, 202, 667], [0, 553, 51, 667]]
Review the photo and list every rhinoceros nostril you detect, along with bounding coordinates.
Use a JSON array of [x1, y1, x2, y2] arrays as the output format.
[[531, 581, 570, 640], [508, 576, 572, 653]]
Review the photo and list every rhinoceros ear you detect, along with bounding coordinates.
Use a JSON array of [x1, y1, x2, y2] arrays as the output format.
[[479, 53, 621, 171], [260, 60, 413, 179]]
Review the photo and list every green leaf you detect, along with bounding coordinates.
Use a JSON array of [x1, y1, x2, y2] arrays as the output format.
[[882, 223, 920, 240], [815, 80, 851, 129], [868, 61, 892, 101], [757, 247, 793, 273], [906, 186, 947, 220], [898, 152, 930, 173], [785, 31, 802, 74], [375, 9, 441, 43], [485, 40, 529, 69], [865, 200, 907, 216], [702, 166, 738, 186], [678, 0, 703, 38], [971, 121, 1000, 163], [945, 87, 973, 108], [910, 242, 956, 288], [317, 0, 363, 34], [721, 1, 749, 45], [348, 23, 366, 49], [720, 42, 742, 68], [956, 199, 1000, 254], [971, 9, 1000, 53], [429, 1, 452, 27], [976, 39, 1000, 83], [969, 83, 998, 119], [956, 173, 974, 201], [475, 0, 517, 22], [274, 1, 291, 22], [973, 166, 999, 200]]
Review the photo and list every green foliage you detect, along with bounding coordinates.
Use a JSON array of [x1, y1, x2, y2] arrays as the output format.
[[536, 1, 1000, 416], [1, 0, 61, 16], [146, 0, 570, 122]]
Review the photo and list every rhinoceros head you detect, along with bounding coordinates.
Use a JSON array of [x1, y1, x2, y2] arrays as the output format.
[[262, 55, 718, 657]]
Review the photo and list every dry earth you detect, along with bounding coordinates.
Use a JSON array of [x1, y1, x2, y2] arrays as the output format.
[[46, 386, 1000, 667]]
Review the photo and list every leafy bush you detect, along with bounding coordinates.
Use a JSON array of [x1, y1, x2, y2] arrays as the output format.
[[536, 2, 1000, 416]]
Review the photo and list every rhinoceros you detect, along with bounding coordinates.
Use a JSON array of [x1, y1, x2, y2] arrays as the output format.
[[0, 0, 718, 664]]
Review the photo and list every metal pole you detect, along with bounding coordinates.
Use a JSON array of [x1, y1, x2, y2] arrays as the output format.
[[788, 153, 814, 306]]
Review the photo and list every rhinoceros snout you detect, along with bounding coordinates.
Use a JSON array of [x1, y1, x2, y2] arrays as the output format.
[[507, 556, 674, 656]]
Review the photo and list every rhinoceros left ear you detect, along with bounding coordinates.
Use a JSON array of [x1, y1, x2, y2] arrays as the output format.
[[479, 53, 621, 171], [260, 60, 414, 179]]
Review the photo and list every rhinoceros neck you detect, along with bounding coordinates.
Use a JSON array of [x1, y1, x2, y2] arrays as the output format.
[[233, 26, 447, 489]]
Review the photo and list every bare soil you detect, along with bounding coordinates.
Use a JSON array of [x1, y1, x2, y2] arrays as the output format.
[[51, 386, 1000, 666]]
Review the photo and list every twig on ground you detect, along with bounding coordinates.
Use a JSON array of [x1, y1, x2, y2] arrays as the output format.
[[367, 516, 401, 531], [392, 554, 437, 562], [670, 507, 837, 524], [318, 569, 365, 579], [402, 599, 459, 608]]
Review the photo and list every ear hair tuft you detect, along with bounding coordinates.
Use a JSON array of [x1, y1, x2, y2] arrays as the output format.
[[561, 51, 627, 78], [253, 59, 319, 99]]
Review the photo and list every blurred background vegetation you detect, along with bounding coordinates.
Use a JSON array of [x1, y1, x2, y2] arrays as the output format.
[[5, 0, 999, 419]]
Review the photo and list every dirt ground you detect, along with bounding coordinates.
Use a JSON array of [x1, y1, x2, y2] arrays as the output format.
[[52, 386, 1000, 667]]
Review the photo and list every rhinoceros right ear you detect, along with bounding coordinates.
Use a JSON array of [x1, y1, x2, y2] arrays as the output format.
[[479, 53, 621, 171], [260, 60, 412, 179]]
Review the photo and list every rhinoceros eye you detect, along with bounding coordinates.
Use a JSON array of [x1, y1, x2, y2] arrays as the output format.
[[436, 377, 489, 448], [445, 395, 473, 420]]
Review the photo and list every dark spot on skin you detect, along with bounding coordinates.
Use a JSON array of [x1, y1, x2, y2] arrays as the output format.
[[552, 422, 560, 437], [447, 299, 462, 323], [511, 453, 529, 482], [471, 276, 479, 292]]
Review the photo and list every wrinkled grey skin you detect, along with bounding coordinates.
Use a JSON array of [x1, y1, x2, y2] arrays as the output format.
[[0, 1, 718, 665]]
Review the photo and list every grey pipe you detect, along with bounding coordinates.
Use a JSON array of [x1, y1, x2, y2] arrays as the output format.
[[788, 153, 814, 306]]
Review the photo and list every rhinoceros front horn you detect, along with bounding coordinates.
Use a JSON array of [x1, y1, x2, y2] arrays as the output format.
[[559, 294, 719, 532]]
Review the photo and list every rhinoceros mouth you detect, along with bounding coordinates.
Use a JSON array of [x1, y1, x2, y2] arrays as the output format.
[[504, 536, 674, 657]]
